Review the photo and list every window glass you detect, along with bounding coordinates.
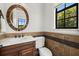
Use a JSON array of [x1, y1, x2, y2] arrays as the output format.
[[65, 6, 76, 18], [57, 19, 64, 28], [66, 3, 75, 7], [18, 18, 26, 29], [57, 3, 65, 11], [57, 11, 64, 20], [65, 17, 77, 27]]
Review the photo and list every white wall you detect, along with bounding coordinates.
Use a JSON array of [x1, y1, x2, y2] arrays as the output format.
[[0, 3, 79, 35], [44, 3, 79, 35], [0, 3, 44, 33]]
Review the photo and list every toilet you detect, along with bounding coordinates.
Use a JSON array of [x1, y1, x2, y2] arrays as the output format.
[[35, 37, 52, 56]]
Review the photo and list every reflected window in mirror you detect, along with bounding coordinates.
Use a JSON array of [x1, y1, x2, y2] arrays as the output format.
[[12, 8, 26, 29], [18, 18, 26, 29]]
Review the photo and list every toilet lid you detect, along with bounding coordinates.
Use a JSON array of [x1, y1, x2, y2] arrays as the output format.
[[39, 47, 52, 56]]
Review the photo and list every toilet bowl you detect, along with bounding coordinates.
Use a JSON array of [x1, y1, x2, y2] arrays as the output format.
[[35, 37, 52, 56], [39, 47, 52, 56]]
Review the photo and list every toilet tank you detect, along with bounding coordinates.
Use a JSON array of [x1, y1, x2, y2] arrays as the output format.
[[35, 37, 45, 49]]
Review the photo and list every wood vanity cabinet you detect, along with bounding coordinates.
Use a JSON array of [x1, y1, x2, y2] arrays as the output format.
[[0, 41, 36, 56], [19, 47, 34, 56]]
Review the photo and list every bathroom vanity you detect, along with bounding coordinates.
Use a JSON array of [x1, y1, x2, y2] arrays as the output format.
[[0, 37, 36, 56], [0, 41, 36, 56]]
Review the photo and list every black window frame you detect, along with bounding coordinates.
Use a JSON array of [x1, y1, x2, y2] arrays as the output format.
[[56, 3, 78, 29]]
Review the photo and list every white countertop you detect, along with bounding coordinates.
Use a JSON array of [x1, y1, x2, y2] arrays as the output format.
[[0, 36, 36, 47]]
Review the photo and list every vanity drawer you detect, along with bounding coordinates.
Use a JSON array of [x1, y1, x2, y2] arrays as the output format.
[[19, 47, 34, 56]]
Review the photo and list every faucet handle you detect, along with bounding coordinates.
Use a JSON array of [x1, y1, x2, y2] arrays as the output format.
[[22, 34, 24, 37], [15, 35, 17, 38], [0, 44, 3, 48]]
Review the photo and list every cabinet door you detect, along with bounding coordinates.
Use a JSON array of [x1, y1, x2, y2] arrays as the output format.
[[19, 47, 34, 56]]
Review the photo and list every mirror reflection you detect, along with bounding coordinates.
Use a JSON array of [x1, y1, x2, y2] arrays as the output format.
[[11, 8, 27, 29], [6, 4, 29, 31]]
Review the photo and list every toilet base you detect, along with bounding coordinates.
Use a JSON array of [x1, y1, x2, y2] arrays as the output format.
[[38, 47, 53, 56]]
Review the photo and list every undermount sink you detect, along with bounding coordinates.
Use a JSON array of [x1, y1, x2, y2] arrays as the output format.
[[0, 36, 35, 47]]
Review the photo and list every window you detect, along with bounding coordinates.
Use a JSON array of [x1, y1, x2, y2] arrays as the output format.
[[18, 18, 26, 29], [56, 3, 78, 29]]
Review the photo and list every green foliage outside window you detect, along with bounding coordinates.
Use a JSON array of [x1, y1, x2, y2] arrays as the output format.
[[65, 6, 76, 18], [57, 11, 64, 20], [56, 3, 78, 28], [65, 17, 77, 27]]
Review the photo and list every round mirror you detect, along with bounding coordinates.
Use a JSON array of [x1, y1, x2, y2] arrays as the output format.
[[6, 4, 29, 31]]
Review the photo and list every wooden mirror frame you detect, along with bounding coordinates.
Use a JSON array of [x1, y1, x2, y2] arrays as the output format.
[[6, 4, 29, 31]]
